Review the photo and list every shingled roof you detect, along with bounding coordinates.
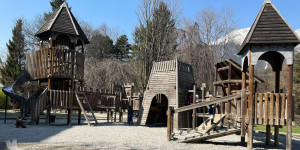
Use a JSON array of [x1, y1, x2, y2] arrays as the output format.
[[35, 2, 89, 44], [238, 0, 300, 55]]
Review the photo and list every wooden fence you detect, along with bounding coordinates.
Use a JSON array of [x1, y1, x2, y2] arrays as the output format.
[[25, 47, 84, 81], [49, 90, 78, 109], [254, 93, 287, 126]]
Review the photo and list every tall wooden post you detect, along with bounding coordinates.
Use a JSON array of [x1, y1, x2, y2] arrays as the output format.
[[167, 106, 172, 141], [4, 96, 8, 124], [286, 65, 293, 150], [68, 43, 75, 125], [274, 70, 280, 146], [214, 66, 218, 97], [227, 63, 232, 128], [192, 84, 196, 130], [46, 38, 53, 125], [119, 92, 123, 122], [247, 52, 254, 149], [241, 70, 246, 143]]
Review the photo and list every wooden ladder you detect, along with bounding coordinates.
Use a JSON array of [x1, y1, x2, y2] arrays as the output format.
[[75, 92, 98, 126]]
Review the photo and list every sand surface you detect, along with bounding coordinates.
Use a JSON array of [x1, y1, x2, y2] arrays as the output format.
[[1, 114, 300, 150]]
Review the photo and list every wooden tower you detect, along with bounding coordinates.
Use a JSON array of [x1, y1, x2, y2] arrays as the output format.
[[25, 2, 97, 125], [238, 0, 300, 149], [139, 59, 195, 129]]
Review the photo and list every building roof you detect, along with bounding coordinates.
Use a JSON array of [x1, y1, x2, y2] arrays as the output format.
[[238, 0, 300, 55], [35, 2, 89, 44]]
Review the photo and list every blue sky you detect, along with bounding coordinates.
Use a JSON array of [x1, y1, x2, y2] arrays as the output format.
[[1, 0, 300, 54]]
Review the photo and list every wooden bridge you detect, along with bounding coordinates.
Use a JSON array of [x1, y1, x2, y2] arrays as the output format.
[[167, 92, 288, 143]]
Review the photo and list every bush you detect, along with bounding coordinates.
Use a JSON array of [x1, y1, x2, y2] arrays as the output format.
[[0, 88, 6, 109]]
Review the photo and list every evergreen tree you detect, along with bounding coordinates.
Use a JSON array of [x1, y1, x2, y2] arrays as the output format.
[[114, 35, 131, 60], [44, 0, 66, 21], [0, 19, 25, 86], [294, 53, 300, 115], [86, 32, 114, 60]]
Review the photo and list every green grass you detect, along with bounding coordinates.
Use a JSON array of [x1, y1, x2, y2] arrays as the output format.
[[254, 125, 300, 134]]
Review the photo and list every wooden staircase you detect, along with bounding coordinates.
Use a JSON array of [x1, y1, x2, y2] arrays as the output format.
[[75, 92, 98, 126]]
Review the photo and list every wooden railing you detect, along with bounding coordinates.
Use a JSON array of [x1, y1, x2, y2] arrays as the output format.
[[254, 93, 287, 126], [25, 47, 84, 81], [30, 88, 48, 124], [49, 90, 79, 108]]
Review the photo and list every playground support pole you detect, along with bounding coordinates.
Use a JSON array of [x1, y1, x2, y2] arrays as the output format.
[[192, 84, 196, 130], [286, 65, 293, 150], [119, 92, 123, 122], [247, 51, 254, 149], [167, 106, 172, 141], [4, 95, 8, 124], [274, 70, 280, 146], [241, 71, 246, 143]]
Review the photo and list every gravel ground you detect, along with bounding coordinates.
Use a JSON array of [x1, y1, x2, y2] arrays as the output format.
[[1, 114, 300, 150]]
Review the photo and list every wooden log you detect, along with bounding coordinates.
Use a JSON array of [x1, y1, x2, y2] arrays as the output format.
[[167, 106, 172, 141], [266, 124, 271, 145], [192, 84, 196, 130], [259, 93, 263, 124], [280, 94, 286, 125], [254, 93, 258, 124], [247, 52, 254, 149], [286, 65, 293, 150], [274, 125, 279, 146], [241, 71, 246, 143]]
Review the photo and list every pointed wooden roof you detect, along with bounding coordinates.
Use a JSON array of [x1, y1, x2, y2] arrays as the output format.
[[238, 0, 300, 55], [35, 2, 89, 44]]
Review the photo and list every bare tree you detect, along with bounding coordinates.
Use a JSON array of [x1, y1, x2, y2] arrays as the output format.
[[84, 58, 139, 91], [177, 7, 237, 90], [23, 15, 45, 51], [177, 19, 215, 89], [196, 7, 237, 62]]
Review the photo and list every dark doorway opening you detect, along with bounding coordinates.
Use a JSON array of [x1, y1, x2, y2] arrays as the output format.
[[146, 94, 168, 126]]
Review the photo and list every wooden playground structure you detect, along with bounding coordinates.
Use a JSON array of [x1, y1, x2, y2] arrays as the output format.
[[7, 1, 298, 149], [22, 2, 141, 126], [166, 1, 300, 149]]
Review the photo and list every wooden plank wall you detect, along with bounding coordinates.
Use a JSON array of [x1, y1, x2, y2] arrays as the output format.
[[140, 60, 177, 125], [25, 47, 84, 81], [254, 93, 287, 126], [177, 61, 194, 128]]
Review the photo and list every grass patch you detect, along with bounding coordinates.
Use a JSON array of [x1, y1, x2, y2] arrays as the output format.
[[254, 125, 300, 134]]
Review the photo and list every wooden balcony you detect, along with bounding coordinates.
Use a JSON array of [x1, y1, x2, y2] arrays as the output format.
[[25, 47, 84, 81]]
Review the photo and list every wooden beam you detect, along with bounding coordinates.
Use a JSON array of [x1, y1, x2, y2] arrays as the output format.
[[286, 65, 293, 150], [192, 84, 196, 130], [213, 79, 248, 85], [167, 106, 172, 141], [217, 66, 229, 71], [175, 93, 241, 113], [241, 71, 246, 143], [247, 51, 254, 149]]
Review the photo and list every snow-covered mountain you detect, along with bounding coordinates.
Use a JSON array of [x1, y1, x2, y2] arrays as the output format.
[[218, 27, 300, 48]]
